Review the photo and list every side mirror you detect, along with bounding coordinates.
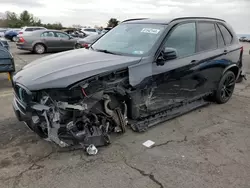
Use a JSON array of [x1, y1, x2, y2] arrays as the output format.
[[69, 36, 74, 39], [157, 47, 178, 66]]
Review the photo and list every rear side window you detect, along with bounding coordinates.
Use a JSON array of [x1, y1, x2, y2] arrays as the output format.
[[215, 24, 225, 48], [41, 31, 55, 37], [25, 28, 33, 31], [197, 22, 217, 52], [164, 22, 196, 58], [218, 24, 233, 45]]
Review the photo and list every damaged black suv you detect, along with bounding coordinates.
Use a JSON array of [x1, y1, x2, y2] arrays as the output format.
[[12, 17, 243, 152]]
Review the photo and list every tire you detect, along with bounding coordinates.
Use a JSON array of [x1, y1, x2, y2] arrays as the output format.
[[33, 43, 46, 54], [75, 43, 82, 49], [11, 36, 18, 42], [214, 71, 236, 104]]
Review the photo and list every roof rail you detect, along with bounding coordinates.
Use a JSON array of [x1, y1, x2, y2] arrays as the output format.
[[170, 17, 225, 23], [121, 18, 148, 23]]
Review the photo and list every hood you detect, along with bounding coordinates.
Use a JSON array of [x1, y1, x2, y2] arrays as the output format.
[[13, 49, 141, 91]]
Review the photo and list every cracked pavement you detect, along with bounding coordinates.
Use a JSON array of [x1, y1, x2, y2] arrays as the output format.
[[0, 42, 250, 188]]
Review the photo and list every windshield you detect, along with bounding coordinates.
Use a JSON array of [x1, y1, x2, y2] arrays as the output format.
[[91, 23, 166, 56]]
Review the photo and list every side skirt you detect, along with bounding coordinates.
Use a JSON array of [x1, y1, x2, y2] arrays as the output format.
[[130, 98, 210, 132]]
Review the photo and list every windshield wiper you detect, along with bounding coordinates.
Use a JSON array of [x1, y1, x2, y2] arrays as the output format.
[[95, 49, 117, 55]]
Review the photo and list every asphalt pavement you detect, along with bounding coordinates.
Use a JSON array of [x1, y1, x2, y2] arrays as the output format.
[[0, 42, 250, 188]]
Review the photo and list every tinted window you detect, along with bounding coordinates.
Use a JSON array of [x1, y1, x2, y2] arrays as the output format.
[[41, 31, 55, 37], [218, 24, 233, 45], [197, 22, 217, 52], [55, 32, 69, 38], [215, 24, 225, 48], [164, 22, 196, 57], [84, 29, 96, 32], [25, 28, 34, 31]]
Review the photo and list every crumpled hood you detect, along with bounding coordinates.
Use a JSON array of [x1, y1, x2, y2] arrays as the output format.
[[13, 49, 141, 90]]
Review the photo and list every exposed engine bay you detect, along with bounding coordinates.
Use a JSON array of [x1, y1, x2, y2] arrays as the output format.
[[24, 71, 131, 155]]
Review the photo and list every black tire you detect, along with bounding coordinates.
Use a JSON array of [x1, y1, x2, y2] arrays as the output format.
[[11, 36, 18, 42], [214, 71, 236, 104], [33, 43, 46, 54], [75, 43, 82, 49]]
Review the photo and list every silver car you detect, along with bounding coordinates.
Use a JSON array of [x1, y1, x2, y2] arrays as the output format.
[[16, 30, 78, 54]]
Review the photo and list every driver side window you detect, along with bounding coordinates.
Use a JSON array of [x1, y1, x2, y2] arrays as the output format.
[[55, 32, 69, 39], [164, 22, 196, 58]]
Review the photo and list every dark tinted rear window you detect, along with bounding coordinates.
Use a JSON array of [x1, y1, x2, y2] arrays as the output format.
[[85, 29, 96, 32], [25, 28, 33, 31], [218, 24, 233, 45], [197, 22, 217, 52]]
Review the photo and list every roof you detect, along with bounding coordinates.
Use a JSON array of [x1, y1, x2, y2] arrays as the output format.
[[122, 17, 226, 24]]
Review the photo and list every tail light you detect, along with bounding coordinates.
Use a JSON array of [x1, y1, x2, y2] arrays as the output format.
[[19, 37, 25, 43], [240, 46, 243, 53], [19, 32, 23, 35], [82, 43, 89, 49]]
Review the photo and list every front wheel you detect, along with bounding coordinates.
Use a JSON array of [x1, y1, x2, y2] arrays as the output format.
[[75, 43, 82, 49], [214, 71, 236, 104]]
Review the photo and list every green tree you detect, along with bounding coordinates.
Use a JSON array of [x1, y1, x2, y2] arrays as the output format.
[[107, 18, 119, 28]]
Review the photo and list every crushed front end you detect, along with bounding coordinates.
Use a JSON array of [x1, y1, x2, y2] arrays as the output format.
[[12, 81, 128, 154]]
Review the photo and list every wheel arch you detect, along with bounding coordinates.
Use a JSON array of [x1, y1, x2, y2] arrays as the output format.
[[222, 64, 240, 80]]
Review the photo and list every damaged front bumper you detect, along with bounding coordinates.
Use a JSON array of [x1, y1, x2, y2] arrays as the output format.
[[12, 90, 128, 154]]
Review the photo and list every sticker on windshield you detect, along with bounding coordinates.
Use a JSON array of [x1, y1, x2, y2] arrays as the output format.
[[133, 51, 144, 54], [141, 28, 160, 34]]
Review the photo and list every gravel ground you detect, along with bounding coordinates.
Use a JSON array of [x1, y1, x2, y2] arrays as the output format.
[[0, 42, 250, 188]]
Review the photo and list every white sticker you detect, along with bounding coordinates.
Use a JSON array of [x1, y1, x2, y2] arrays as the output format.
[[141, 28, 160, 34]]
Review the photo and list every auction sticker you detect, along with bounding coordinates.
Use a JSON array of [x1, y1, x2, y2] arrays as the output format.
[[141, 28, 160, 34]]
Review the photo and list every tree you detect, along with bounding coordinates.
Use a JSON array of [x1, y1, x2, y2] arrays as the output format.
[[107, 18, 119, 28]]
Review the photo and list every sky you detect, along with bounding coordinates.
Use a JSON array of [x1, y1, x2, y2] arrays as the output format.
[[1, 0, 250, 33]]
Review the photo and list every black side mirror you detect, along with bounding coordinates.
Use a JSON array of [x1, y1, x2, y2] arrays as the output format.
[[157, 47, 178, 66]]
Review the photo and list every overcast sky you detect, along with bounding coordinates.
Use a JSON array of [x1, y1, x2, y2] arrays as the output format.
[[1, 0, 250, 33]]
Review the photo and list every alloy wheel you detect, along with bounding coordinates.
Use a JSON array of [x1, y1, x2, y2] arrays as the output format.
[[35, 44, 45, 54], [220, 74, 235, 101]]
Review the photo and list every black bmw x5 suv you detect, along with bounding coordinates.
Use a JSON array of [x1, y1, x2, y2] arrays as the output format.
[[12, 17, 243, 151]]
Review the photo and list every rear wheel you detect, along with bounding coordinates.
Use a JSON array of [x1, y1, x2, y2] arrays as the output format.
[[214, 71, 236, 104], [34, 43, 46, 54]]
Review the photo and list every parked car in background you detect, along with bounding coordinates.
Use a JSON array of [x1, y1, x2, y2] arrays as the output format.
[[0, 45, 15, 81], [12, 17, 243, 152], [17, 26, 47, 38], [0, 38, 9, 50], [75, 34, 103, 49], [101, 27, 113, 34], [4, 29, 21, 41], [81, 28, 100, 36], [16, 30, 78, 54], [0, 28, 8, 38]]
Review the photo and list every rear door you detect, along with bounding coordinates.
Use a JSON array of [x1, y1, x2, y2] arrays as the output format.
[[54, 32, 75, 50], [217, 23, 241, 66]]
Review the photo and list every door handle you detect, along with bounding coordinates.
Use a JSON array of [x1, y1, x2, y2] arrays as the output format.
[[223, 50, 228, 55]]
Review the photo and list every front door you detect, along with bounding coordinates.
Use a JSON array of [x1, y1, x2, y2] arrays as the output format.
[[55, 32, 75, 50], [147, 22, 200, 113], [41, 31, 60, 51]]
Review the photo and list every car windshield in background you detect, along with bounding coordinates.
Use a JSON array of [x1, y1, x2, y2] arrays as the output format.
[[91, 23, 166, 56]]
